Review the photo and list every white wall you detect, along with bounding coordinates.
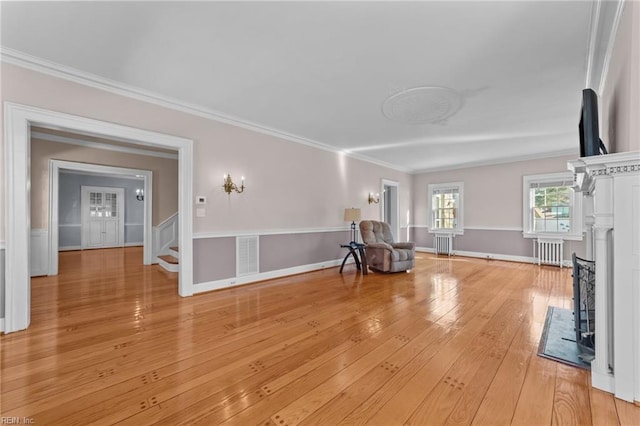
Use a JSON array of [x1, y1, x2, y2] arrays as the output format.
[[412, 154, 578, 228], [1, 63, 412, 241], [0, 62, 413, 307], [600, 0, 640, 154], [30, 138, 178, 228], [411, 153, 587, 261]]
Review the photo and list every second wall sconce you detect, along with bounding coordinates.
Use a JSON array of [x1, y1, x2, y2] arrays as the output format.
[[368, 192, 380, 204], [223, 174, 245, 194], [136, 188, 144, 201]]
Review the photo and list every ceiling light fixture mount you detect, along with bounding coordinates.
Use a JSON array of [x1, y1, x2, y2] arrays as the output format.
[[382, 86, 464, 125]]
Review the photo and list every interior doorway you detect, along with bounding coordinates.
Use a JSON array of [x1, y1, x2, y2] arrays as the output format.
[[4, 102, 194, 333], [381, 179, 400, 240], [47, 160, 153, 276]]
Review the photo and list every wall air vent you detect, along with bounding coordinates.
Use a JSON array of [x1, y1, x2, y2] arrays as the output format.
[[236, 235, 259, 277]]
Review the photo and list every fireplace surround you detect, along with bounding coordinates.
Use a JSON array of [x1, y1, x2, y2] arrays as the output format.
[[568, 151, 640, 403]]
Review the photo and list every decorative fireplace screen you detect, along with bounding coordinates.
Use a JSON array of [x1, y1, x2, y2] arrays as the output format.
[[572, 253, 596, 358]]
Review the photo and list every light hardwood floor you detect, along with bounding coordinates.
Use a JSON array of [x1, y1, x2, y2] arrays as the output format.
[[1, 247, 639, 425]]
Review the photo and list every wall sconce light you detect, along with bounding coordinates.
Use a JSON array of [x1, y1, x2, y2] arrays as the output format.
[[368, 192, 380, 204], [136, 188, 144, 201], [223, 174, 245, 194]]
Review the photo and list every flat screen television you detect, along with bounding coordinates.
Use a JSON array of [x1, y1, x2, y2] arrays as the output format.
[[579, 88, 607, 157]]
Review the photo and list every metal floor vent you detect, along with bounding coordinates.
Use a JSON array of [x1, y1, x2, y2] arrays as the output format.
[[237, 236, 259, 276]]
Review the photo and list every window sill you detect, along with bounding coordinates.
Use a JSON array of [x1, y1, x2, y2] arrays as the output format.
[[428, 229, 464, 236], [522, 232, 583, 241]]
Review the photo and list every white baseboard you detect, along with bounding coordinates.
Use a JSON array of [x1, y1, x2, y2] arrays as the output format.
[[194, 258, 352, 294], [60, 243, 143, 251], [416, 247, 435, 253], [59, 246, 82, 251], [591, 370, 615, 394], [416, 247, 536, 264], [0, 318, 4, 333]]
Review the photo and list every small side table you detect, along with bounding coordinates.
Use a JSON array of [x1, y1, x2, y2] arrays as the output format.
[[339, 242, 368, 275]]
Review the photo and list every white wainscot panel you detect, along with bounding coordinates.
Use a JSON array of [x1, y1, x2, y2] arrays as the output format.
[[30, 229, 48, 277]]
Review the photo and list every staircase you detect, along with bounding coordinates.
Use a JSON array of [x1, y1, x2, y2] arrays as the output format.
[[158, 246, 179, 273]]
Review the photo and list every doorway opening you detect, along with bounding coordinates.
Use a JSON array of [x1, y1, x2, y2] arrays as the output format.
[[46, 160, 154, 276], [381, 179, 400, 240], [4, 102, 194, 333]]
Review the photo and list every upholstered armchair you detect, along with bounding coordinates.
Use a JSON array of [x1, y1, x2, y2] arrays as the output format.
[[359, 220, 415, 273]]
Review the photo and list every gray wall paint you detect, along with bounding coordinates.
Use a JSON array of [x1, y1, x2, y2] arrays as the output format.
[[260, 231, 348, 272], [412, 227, 587, 260], [59, 172, 145, 247], [193, 237, 236, 283], [412, 227, 431, 248], [193, 230, 350, 284], [0, 248, 4, 318]]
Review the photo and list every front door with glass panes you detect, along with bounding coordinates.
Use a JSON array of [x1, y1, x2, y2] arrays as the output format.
[[81, 186, 125, 249]]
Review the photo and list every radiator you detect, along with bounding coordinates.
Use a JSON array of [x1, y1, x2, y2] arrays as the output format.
[[434, 233, 453, 256], [535, 238, 564, 268]]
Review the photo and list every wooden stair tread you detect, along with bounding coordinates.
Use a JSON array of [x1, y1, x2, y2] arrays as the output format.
[[158, 255, 179, 264], [170, 246, 179, 252]]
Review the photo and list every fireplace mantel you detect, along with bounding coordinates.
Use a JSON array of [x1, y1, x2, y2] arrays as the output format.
[[568, 151, 640, 403]]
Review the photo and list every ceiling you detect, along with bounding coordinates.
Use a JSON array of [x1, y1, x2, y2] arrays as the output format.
[[0, 1, 620, 173]]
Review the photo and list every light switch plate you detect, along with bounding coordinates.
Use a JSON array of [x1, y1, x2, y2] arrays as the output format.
[[196, 208, 206, 217]]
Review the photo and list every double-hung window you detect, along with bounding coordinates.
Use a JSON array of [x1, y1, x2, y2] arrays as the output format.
[[428, 182, 464, 234], [523, 172, 582, 240]]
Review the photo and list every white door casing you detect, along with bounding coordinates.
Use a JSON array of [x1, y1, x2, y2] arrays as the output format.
[[381, 179, 400, 241]]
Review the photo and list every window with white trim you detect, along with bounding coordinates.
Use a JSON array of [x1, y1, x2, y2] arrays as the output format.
[[428, 182, 464, 234], [523, 172, 583, 240]]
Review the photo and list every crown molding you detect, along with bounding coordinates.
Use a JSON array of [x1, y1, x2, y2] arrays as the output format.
[[0, 47, 411, 174], [411, 148, 578, 175], [584, 0, 626, 93], [1, 47, 584, 176], [597, 0, 626, 94], [31, 131, 179, 160]]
